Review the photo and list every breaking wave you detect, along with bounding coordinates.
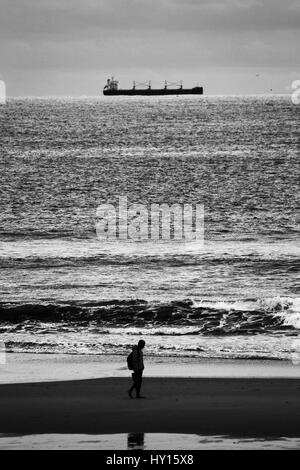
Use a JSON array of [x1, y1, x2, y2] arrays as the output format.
[[0, 296, 299, 335]]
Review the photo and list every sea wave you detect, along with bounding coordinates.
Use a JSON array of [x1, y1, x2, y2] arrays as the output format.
[[0, 254, 299, 270], [0, 296, 299, 335]]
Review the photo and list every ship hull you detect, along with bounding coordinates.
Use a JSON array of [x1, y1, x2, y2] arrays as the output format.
[[103, 87, 203, 96]]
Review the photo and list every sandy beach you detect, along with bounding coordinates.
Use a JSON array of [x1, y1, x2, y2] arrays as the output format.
[[2, 353, 300, 384], [0, 377, 300, 439]]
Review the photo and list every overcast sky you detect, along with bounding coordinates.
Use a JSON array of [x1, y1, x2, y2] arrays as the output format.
[[0, 0, 299, 95]]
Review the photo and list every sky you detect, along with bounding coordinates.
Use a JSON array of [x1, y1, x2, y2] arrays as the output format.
[[0, 0, 299, 96]]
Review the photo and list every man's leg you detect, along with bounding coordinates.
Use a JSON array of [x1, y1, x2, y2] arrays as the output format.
[[128, 372, 137, 398], [136, 371, 143, 397]]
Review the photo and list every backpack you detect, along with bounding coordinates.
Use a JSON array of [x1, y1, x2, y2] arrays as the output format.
[[127, 351, 134, 370]]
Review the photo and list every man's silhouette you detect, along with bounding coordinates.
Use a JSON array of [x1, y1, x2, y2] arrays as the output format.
[[128, 340, 146, 399]]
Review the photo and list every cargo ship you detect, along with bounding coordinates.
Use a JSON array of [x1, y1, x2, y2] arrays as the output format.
[[103, 77, 203, 96]]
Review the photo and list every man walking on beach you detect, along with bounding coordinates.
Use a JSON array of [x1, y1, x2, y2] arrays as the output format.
[[128, 340, 146, 399]]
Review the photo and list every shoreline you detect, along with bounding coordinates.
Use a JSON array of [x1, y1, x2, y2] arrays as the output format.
[[1, 353, 300, 384], [0, 377, 300, 438]]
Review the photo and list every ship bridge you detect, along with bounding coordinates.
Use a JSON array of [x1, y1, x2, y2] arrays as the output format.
[[104, 77, 119, 91]]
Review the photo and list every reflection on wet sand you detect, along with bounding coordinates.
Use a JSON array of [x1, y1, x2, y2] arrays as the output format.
[[1, 433, 300, 450], [127, 433, 145, 450]]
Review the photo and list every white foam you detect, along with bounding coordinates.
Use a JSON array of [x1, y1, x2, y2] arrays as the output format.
[[193, 296, 299, 315], [275, 297, 300, 329]]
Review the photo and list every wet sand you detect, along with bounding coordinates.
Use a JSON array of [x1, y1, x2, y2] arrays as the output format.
[[0, 377, 300, 438], [2, 353, 300, 384]]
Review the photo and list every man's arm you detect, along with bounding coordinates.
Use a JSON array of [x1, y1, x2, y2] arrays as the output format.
[[132, 349, 139, 371]]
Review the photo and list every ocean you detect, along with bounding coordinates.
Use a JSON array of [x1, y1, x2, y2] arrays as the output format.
[[0, 95, 299, 361]]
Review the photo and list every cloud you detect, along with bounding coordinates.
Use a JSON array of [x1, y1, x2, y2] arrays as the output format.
[[0, 0, 299, 39], [0, 0, 299, 95]]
